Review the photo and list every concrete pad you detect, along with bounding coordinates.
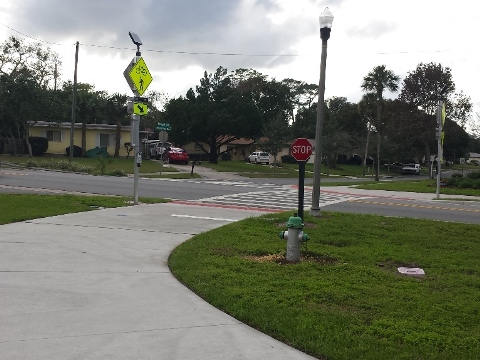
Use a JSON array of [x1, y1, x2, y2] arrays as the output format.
[[0, 203, 315, 359]]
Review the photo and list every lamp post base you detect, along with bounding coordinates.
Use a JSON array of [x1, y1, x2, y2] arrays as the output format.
[[310, 206, 321, 217]]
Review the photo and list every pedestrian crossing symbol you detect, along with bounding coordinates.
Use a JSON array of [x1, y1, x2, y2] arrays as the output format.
[[128, 57, 152, 95]]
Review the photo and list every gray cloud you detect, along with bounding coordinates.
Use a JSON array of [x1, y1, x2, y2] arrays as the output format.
[[8, 0, 315, 74], [346, 19, 398, 39]]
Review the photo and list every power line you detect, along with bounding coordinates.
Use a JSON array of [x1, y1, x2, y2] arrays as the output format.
[[1, 22, 299, 57], [1, 22, 473, 58]]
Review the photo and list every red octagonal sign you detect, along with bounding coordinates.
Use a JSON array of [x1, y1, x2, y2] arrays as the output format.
[[291, 138, 313, 162]]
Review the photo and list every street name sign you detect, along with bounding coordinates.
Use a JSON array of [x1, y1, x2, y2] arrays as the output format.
[[156, 122, 171, 131]]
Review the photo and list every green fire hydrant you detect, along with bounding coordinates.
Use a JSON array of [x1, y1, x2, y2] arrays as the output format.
[[278, 214, 309, 263]]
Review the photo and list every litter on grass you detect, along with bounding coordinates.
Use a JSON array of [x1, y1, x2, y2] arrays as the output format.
[[397, 267, 425, 277]]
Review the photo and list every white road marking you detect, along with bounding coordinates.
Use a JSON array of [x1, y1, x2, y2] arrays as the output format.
[[170, 214, 237, 222]]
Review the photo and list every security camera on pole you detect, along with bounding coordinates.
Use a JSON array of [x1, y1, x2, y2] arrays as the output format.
[[124, 31, 153, 204]]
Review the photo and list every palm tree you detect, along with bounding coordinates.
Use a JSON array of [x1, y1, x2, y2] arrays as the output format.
[[361, 65, 400, 181]]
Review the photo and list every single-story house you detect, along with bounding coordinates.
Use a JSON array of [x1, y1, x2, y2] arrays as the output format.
[[28, 121, 132, 157], [469, 152, 480, 160]]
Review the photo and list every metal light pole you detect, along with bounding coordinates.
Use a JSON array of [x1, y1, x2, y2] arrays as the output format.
[[129, 32, 142, 204], [435, 100, 444, 199], [311, 7, 333, 217]]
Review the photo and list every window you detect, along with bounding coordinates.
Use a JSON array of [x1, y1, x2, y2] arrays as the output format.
[[99, 133, 115, 147], [46, 130, 62, 142]]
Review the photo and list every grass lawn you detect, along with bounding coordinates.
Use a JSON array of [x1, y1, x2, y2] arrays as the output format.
[[169, 211, 480, 359], [0, 155, 185, 176], [355, 179, 480, 197], [200, 160, 391, 179], [0, 194, 168, 225]]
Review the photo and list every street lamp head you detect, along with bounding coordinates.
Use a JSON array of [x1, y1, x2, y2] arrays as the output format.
[[319, 7, 334, 29]]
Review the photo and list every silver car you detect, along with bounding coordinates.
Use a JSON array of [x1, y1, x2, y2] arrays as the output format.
[[248, 151, 270, 165]]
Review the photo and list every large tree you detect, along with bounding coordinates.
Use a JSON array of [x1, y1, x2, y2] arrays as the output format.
[[361, 65, 400, 181], [0, 36, 62, 155], [165, 67, 263, 163], [399, 62, 472, 174]]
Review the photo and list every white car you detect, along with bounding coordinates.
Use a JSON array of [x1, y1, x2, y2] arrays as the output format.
[[248, 151, 270, 165], [401, 163, 421, 175]]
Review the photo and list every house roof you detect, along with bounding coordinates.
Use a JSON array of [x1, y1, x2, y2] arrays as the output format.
[[29, 121, 131, 132]]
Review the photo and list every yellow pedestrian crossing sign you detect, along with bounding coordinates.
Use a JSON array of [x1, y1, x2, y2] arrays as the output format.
[[124, 57, 152, 95], [133, 102, 148, 115]]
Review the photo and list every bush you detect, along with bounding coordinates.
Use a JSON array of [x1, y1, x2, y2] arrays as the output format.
[[457, 178, 479, 189], [221, 152, 232, 161], [108, 169, 127, 177], [28, 137, 48, 156], [442, 171, 480, 189], [466, 171, 480, 180], [281, 154, 297, 164]]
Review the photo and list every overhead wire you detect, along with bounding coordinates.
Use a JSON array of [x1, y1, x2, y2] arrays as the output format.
[[1, 22, 299, 57], [0, 22, 464, 58]]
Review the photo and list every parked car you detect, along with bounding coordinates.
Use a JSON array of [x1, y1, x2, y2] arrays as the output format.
[[165, 147, 189, 164], [248, 151, 270, 165], [143, 140, 171, 160], [401, 163, 421, 175], [383, 162, 404, 171], [467, 159, 479, 166]]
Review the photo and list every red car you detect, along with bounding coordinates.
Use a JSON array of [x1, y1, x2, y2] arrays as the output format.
[[166, 147, 189, 164]]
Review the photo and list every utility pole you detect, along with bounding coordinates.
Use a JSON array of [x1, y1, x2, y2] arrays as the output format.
[[69, 41, 79, 162]]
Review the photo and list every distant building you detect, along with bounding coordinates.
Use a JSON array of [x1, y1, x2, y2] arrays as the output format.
[[28, 121, 131, 157]]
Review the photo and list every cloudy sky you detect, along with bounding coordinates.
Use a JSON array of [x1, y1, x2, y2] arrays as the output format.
[[1, 0, 479, 119]]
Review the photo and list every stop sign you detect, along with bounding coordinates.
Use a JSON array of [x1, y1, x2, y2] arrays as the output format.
[[291, 138, 313, 162]]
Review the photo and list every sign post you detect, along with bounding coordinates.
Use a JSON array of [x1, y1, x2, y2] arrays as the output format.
[[291, 138, 313, 220], [435, 101, 445, 199], [124, 32, 152, 204]]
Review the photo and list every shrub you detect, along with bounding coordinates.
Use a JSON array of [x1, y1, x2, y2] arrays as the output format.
[[466, 171, 480, 180], [108, 169, 127, 177], [281, 154, 297, 164], [28, 137, 48, 156], [457, 178, 480, 189], [221, 152, 232, 161]]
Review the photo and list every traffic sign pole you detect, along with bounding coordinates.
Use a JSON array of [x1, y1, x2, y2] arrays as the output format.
[[124, 32, 153, 205], [132, 55, 141, 205], [298, 161, 306, 221]]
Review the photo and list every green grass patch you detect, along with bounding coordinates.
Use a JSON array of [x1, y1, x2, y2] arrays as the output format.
[[200, 160, 298, 177], [355, 179, 480, 196], [141, 172, 202, 179], [0, 155, 172, 175], [195, 160, 401, 179], [0, 194, 168, 225], [169, 212, 480, 359]]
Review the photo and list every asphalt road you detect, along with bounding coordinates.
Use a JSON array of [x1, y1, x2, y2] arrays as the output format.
[[1, 166, 479, 224], [0, 168, 258, 200]]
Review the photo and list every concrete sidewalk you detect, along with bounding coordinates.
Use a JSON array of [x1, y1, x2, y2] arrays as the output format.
[[0, 203, 316, 360]]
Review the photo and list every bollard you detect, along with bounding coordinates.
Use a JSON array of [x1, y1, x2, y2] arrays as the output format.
[[278, 214, 309, 263]]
